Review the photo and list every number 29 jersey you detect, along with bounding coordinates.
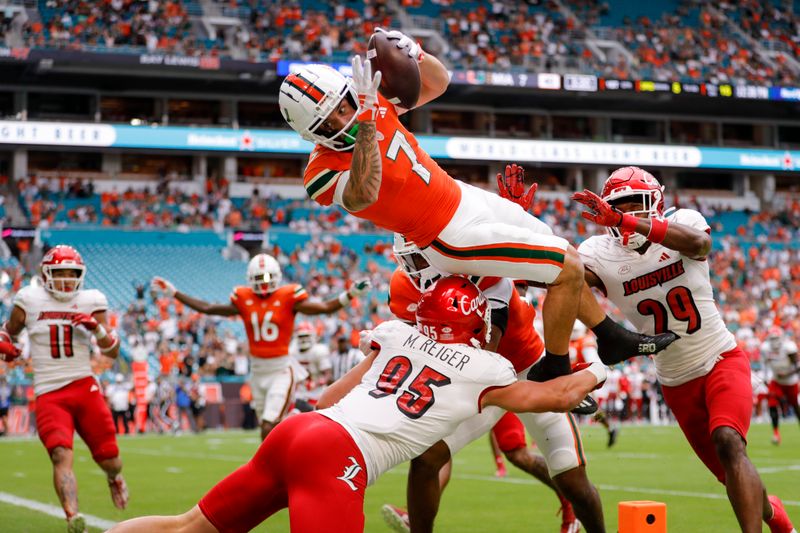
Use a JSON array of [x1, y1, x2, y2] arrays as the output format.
[[13, 284, 108, 396], [319, 320, 516, 484], [303, 94, 462, 249], [577, 208, 735, 386]]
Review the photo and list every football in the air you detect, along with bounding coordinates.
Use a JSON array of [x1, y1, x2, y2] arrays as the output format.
[[367, 31, 421, 109]]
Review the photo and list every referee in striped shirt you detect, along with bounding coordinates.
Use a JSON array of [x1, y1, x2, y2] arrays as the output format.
[[330, 336, 366, 382]]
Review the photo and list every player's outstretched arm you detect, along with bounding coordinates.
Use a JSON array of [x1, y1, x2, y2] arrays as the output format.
[[294, 279, 372, 315], [416, 52, 449, 108], [572, 190, 711, 258], [373, 28, 449, 110], [483, 363, 607, 413], [151, 276, 238, 317], [317, 349, 379, 409], [343, 56, 382, 212], [0, 306, 25, 362]]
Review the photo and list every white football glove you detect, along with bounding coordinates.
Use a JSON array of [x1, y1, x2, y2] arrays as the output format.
[[348, 279, 372, 299], [359, 329, 374, 355], [375, 28, 424, 63], [150, 276, 176, 297], [351, 55, 382, 122]]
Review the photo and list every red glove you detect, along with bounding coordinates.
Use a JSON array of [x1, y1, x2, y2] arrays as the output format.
[[0, 331, 21, 362], [571, 189, 630, 228], [71, 313, 99, 331], [496, 164, 537, 211]]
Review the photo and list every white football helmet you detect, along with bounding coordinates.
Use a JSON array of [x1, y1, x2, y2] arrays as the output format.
[[393, 233, 445, 291], [279, 64, 359, 151], [247, 253, 281, 296]]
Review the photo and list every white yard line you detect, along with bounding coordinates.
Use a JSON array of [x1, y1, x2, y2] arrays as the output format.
[[385, 470, 800, 507], [0, 491, 116, 530]]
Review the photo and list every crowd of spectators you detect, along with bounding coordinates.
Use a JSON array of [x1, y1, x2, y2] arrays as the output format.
[[16, 174, 380, 232], [2, 0, 797, 86], [721, 0, 800, 59], [21, 0, 204, 56], [567, 0, 797, 85], [220, 0, 392, 63]]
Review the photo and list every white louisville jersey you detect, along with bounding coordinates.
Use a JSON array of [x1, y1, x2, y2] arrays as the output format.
[[761, 339, 799, 386], [13, 284, 108, 396], [319, 320, 515, 484], [291, 342, 332, 379], [578, 208, 736, 387]]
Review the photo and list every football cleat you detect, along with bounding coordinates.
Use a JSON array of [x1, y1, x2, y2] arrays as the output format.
[[381, 504, 410, 533], [772, 430, 781, 446], [108, 474, 129, 510], [767, 495, 797, 533], [607, 427, 619, 448], [597, 329, 679, 366], [571, 395, 599, 416], [66, 513, 87, 533], [494, 455, 507, 478], [558, 500, 581, 533]]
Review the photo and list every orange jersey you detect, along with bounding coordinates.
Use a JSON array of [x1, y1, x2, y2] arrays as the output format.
[[303, 95, 462, 248], [388, 269, 542, 372], [230, 284, 308, 359]]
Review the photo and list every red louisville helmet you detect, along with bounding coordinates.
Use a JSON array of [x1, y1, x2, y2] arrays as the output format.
[[601, 166, 665, 249], [415, 276, 491, 347], [40, 245, 86, 301]]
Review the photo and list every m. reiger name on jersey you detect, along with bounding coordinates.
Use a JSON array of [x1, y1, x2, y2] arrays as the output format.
[[318, 321, 515, 485]]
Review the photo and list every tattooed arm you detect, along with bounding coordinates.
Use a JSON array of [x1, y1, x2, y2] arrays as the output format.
[[342, 120, 382, 212]]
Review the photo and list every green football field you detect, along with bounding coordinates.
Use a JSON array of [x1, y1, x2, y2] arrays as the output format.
[[0, 422, 797, 532]]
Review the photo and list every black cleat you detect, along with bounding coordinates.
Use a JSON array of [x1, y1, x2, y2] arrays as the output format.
[[571, 395, 599, 416], [607, 427, 619, 448], [597, 330, 679, 365]]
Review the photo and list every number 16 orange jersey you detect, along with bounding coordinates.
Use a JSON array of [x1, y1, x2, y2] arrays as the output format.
[[303, 94, 462, 249], [230, 284, 308, 359]]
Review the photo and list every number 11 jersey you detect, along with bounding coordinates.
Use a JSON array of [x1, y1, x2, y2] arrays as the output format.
[[577, 208, 735, 386], [319, 320, 516, 484], [14, 284, 108, 396]]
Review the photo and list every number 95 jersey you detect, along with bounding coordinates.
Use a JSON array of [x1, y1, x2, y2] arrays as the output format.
[[319, 320, 515, 484], [13, 284, 108, 396], [577, 208, 735, 387]]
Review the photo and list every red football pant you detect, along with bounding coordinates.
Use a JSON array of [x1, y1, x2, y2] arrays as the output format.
[[199, 412, 367, 533], [767, 381, 800, 409], [36, 376, 118, 462], [662, 347, 752, 484], [492, 412, 527, 453]]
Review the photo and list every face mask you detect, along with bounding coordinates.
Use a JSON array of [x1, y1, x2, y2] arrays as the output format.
[[342, 123, 359, 146]]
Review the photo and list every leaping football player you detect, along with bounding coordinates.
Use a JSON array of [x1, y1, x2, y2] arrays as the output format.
[[279, 29, 675, 391], [0, 245, 127, 533], [151, 253, 369, 440], [574, 166, 796, 533]]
